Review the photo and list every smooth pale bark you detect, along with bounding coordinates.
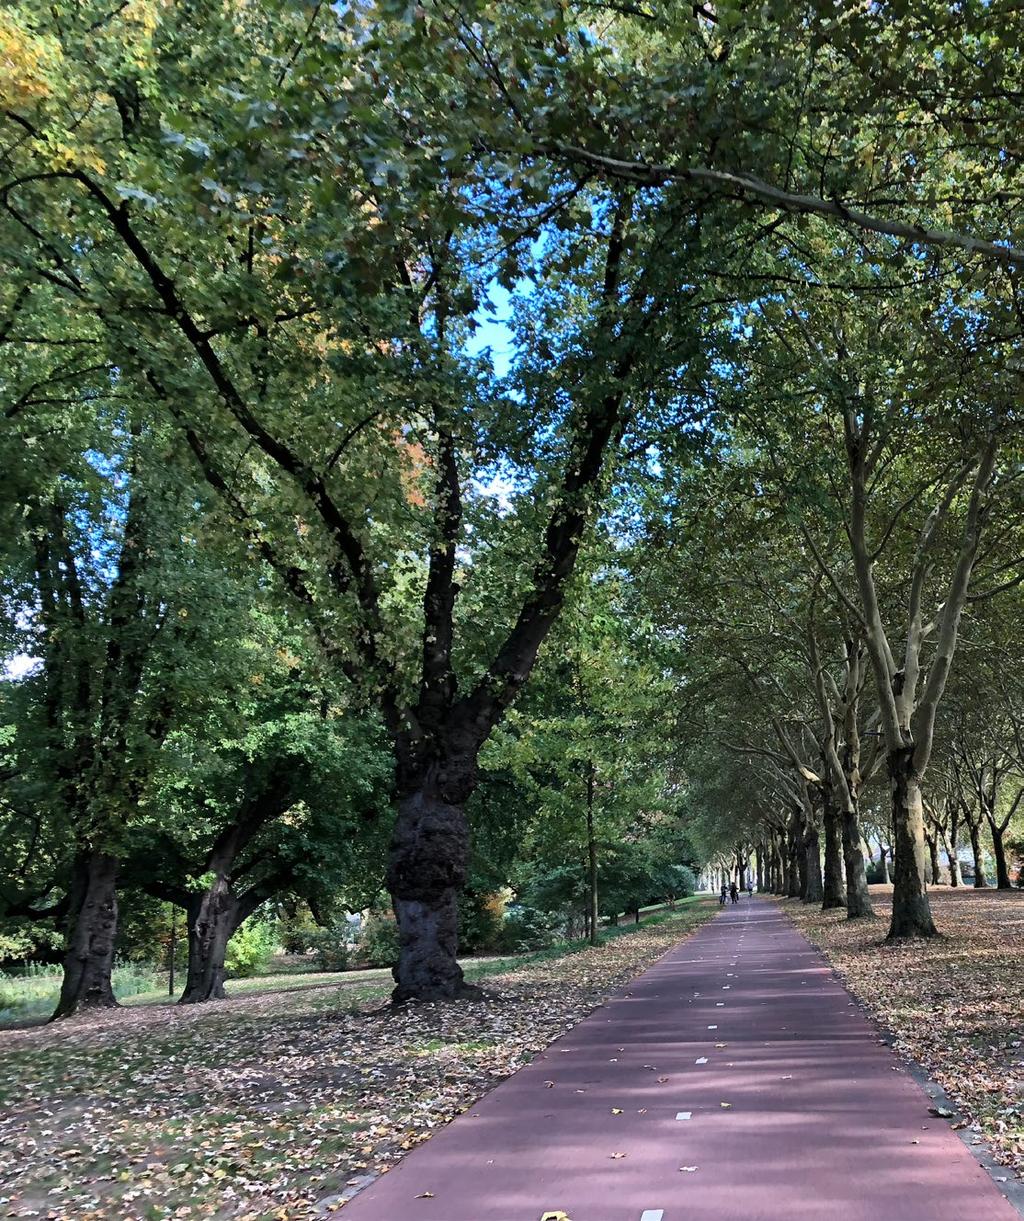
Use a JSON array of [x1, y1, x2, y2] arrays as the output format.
[[53, 852, 120, 1019], [841, 413, 997, 940]]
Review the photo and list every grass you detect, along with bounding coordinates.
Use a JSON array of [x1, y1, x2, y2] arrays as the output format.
[[0, 895, 700, 1026], [0, 898, 717, 1220], [0, 961, 165, 1023]]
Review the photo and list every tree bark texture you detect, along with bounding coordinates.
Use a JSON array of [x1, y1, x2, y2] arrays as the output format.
[[180, 882, 244, 1004], [388, 786, 474, 1002], [53, 852, 120, 1019], [887, 750, 937, 938], [840, 802, 874, 918], [821, 797, 846, 910]]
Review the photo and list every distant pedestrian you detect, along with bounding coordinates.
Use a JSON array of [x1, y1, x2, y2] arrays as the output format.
[[730, 882, 739, 904], [719, 883, 728, 906], [747, 880, 753, 897]]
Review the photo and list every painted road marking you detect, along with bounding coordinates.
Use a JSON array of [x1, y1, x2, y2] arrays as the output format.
[[695, 1057, 708, 1064], [640, 1211, 665, 1221], [675, 1111, 692, 1120]]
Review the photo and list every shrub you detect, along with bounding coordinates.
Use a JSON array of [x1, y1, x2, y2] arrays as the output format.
[[278, 904, 320, 954], [308, 921, 352, 972], [458, 891, 504, 954], [224, 919, 278, 978], [670, 865, 697, 899], [494, 906, 557, 954], [358, 914, 399, 967]]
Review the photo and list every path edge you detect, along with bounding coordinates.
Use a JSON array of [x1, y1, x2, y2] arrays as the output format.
[[771, 896, 1024, 1218]]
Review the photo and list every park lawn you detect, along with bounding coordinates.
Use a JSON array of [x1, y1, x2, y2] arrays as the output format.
[[0, 897, 716, 1220], [782, 885, 1024, 1180]]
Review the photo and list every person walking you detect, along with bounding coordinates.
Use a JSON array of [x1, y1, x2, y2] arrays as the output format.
[[719, 882, 728, 906], [729, 882, 739, 904]]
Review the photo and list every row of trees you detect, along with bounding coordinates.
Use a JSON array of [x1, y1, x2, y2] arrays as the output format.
[[3, 0, 1024, 1013]]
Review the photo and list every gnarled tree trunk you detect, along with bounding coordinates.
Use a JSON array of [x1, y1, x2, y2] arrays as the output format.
[[53, 851, 120, 1019], [180, 881, 245, 1004], [388, 783, 475, 1003]]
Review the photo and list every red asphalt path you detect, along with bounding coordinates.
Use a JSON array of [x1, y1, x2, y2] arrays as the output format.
[[339, 899, 1020, 1221]]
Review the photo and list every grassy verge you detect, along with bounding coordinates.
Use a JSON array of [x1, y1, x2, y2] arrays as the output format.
[[779, 885, 1024, 1180], [0, 897, 717, 1220], [2, 899, 697, 1024]]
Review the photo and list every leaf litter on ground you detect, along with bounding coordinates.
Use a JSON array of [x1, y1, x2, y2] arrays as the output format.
[[0, 902, 716, 1219], [780, 886, 1024, 1181]]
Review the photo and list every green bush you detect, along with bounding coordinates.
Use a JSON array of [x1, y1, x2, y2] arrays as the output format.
[[457, 892, 503, 954], [308, 921, 352, 972], [494, 906, 557, 954], [278, 904, 320, 954], [671, 865, 698, 898], [224, 919, 278, 978], [358, 914, 399, 967]]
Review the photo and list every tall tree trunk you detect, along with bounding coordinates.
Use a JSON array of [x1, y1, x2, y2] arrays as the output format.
[[887, 749, 937, 938], [796, 833, 809, 899], [967, 816, 987, 887], [987, 817, 1011, 890], [180, 880, 244, 1004], [840, 801, 874, 918], [586, 763, 599, 945], [388, 785, 475, 1003], [756, 844, 765, 893], [926, 830, 941, 886], [787, 824, 802, 898], [803, 823, 823, 904], [53, 851, 120, 1019], [941, 816, 961, 886], [821, 796, 846, 910]]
